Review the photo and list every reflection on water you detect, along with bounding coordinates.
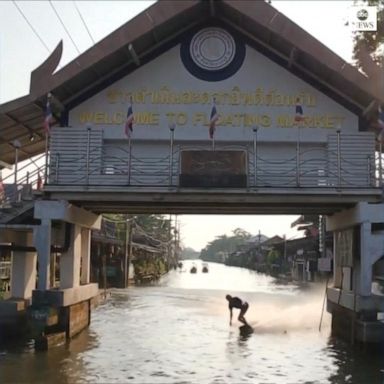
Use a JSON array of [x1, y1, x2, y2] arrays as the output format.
[[1, 260, 383, 383]]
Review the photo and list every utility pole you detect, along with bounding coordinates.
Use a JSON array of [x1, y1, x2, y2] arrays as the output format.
[[174, 215, 178, 267], [124, 218, 134, 288], [168, 214, 172, 269]]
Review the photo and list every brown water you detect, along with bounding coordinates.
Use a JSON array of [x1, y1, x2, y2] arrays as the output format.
[[1, 261, 383, 384]]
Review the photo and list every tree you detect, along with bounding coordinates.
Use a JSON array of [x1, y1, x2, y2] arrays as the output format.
[[200, 228, 252, 263], [352, 0, 384, 70], [101, 213, 172, 245], [266, 248, 281, 266], [232, 228, 252, 240], [180, 247, 199, 260]]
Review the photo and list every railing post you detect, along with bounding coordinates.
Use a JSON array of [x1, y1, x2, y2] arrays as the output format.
[[11, 139, 21, 201], [55, 153, 60, 184], [336, 128, 341, 189], [127, 137, 132, 185], [85, 126, 91, 186], [26, 171, 30, 185], [296, 129, 300, 187], [169, 123, 175, 186], [14, 148, 18, 188], [253, 126, 258, 187]]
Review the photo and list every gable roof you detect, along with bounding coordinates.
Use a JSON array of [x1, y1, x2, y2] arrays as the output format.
[[1, 0, 382, 166]]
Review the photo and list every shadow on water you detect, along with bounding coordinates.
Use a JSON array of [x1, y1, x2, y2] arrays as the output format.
[[0, 327, 99, 384], [325, 337, 384, 384]]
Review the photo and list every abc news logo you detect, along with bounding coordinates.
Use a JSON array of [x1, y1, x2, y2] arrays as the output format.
[[349, 6, 377, 31]]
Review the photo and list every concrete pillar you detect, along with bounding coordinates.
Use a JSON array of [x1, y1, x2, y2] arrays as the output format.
[[10, 232, 37, 299], [33, 219, 52, 290], [357, 222, 372, 296], [332, 231, 342, 288], [80, 228, 91, 285], [60, 224, 81, 289]]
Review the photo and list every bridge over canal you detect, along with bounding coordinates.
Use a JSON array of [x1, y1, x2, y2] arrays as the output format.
[[1, 0, 384, 348]]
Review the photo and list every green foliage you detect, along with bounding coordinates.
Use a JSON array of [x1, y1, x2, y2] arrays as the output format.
[[352, 0, 384, 68], [181, 247, 199, 260], [266, 248, 281, 265], [200, 228, 252, 263], [102, 213, 172, 243], [133, 256, 167, 282], [232, 227, 252, 240]]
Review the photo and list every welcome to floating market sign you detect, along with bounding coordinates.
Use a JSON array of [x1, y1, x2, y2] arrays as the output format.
[[77, 86, 345, 129], [69, 27, 357, 136]]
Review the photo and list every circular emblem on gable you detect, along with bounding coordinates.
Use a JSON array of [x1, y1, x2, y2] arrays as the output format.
[[190, 28, 236, 71], [180, 27, 245, 82]]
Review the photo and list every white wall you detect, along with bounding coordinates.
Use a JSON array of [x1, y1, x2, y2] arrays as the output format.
[[69, 40, 358, 143]]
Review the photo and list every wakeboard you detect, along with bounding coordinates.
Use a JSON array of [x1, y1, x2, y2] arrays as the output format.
[[239, 324, 254, 336]]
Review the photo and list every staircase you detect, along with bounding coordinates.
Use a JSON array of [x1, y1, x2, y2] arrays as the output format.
[[0, 200, 36, 225], [1, 155, 45, 224]]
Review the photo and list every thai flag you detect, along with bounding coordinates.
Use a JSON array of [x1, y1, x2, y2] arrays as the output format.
[[294, 99, 304, 122], [125, 102, 134, 138], [44, 99, 53, 135], [209, 101, 219, 139]]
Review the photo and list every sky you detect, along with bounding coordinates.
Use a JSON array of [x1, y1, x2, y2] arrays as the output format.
[[0, 0, 361, 250]]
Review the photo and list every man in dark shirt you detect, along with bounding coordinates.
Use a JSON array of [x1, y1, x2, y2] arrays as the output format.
[[225, 294, 249, 326]]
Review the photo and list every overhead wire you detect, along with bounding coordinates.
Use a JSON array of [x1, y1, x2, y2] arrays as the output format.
[[101, 215, 173, 246], [73, 1, 95, 45], [134, 221, 174, 246], [49, 0, 81, 55], [12, 1, 51, 53]]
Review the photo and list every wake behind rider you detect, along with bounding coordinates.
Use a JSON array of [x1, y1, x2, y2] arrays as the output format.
[[225, 294, 249, 326]]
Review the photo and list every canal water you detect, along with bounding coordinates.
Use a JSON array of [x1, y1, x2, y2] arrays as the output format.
[[1, 261, 383, 384]]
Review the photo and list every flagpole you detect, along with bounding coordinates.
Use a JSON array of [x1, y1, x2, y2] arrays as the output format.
[[125, 96, 134, 185], [43, 93, 52, 186], [209, 97, 217, 152], [296, 125, 300, 187], [253, 126, 258, 187], [127, 136, 132, 185], [169, 123, 175, 185]]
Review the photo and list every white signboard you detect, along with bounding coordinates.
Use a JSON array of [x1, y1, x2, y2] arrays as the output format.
[[69, 27, 358, 142]]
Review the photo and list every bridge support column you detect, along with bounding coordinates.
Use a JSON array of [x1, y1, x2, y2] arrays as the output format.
[[326, 202, 384, 345], [60, 224, 81, 289], [357, 222, 372, 296], [33, 219, 52, 290], [10, 234, 36, 300], [31, 200, 101, 350], [0, 229, 37, 300], [0, 228, 37, 340], [80, 228, 91, 285]]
